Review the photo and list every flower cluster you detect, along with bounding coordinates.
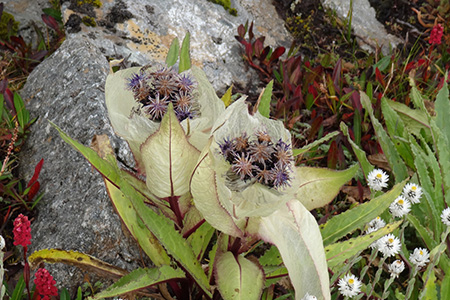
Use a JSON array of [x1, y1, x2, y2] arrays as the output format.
[[429, 24, 443, 45], [127, 65, 198, 122], [34, 268, 58, 300], [338, 273, 362, 298], [367, 168, 389, 191], [13, 214, 31, 247], [218, 131, 294, 190]]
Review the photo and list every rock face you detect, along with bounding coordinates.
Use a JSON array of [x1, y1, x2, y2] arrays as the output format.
[[321, 0, 403, 54], [60, 0, 292, 93], [20, 37, 140, 291]]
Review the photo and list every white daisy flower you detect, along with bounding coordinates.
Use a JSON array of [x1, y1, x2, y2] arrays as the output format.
[[301, 292, 317, 300], [389, 196, 411, 218], [378, 234, 401, 257], [366, 216, 386, 234], [441, 207, 450, 226], [388, 260, 405, 278], [338, 273, 362, 298], [410, 247, 430, 268], [402, 183, 422, 204], [367, 168, 389, 191]]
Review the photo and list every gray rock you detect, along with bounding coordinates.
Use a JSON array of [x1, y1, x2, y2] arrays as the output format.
[[61, 0, 292, 93], [321, 0, 403, 54], [20, 37, 141, 292]]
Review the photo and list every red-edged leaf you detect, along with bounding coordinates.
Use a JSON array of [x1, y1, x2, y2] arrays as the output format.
[[309, 116, 323, 140], [269, 46, 285, 62], [260, 46, 270, 62], [237, 24, 246, 38], [375, 67, 386, 88], [27, 181, 40, 201], [327, 140, 338, 169], [27, 159, 44, 188], [245, 43, 253, 60], [4, 88, 16, 115], [248, 22, 254, 41], [42, 14, 60, 33], [332, 58, 342, 94], [254, 38, 264, 58]]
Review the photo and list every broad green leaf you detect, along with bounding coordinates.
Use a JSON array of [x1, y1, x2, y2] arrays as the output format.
[[441, 271, 450, 299], [259, 245, 283, 266], [215, 251, 264, 300], [340, 122, 373, 179], [409, 78, 428, 112], [258, 200, 331, 300], [13, 92, 29, 129], [326, 221, 402, 271], [293, 131, 339, 156], [179, 32, 191, 72], [431, 120, 450, 201], [407, 214, 437, 250], [187, 220, 215, 260], [60, 289, 70, 300], [385, 98, 431, 140], [321, 180, 406, 246], [422, 270, 437, 300], [258, 80, 273, 118], [221, 84, 233, 107], [361, 92, 408, 182], [50, 124, 171, 265], [90, 266, 185, 299], [119, 180, 212, 296], [434, 77, 450, 142], [294, 164, 358, 210], [141, 103, 200, 198], [381, 98, 414, 169], [29, 249, 128, 279], [165, 37, 179, 67]]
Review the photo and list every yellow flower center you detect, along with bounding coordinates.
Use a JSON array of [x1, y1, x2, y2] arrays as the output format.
[[388, 238, 394, 243], [419, 250, 423, 255], [376, 173, 382, 179], [398, 199, 404, 205], [412, 186, 417, 191], [348, 278, 354, 284]]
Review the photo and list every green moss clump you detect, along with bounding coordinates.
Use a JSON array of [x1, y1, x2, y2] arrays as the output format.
[[0, 11, 19, 40], [207, 0, 238, 16], [82, 16, 97, 27], [77, 0, 102, 8]]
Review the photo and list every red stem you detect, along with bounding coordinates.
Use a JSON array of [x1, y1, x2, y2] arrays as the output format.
[[168, 196, 183, 228]]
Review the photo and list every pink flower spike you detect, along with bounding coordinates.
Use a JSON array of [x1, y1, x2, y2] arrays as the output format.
[[13, 214, 31, 247], [429, 24, 444, 45], [34, 268, 58, 300]]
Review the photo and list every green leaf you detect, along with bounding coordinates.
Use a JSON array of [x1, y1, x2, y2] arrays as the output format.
[[434, 78, 450, 142], [326, 220, 402, 271], [60, 288, 71, 300], [259, 245, 283, 266], [140, 103, 200, 198], [423, 270, 437, 300], [11, 275, 25, 300], [221, 84, 233, 107], [50, 124, 171, 266], [119, 181, 212, 296], [76, 287, 83, 300], [294, 164, 359, 210], [179, 32, 191, 72], [361, 92, 408, 182], [441, 271, 450, 299], [321, 180, 406, 246], [293, 131, 339, 156], [28, 249, 128, 279], [407, 214, 437, 250], [165, 37, 179, 67], [258, 200, 330, 299], [215, 251, 264, 300], [408, 77, 428, 112], [258, 80, 273, 118], [13, 92, 29, 129], [187, 221, 215, 260], [90, 266, 185, 299], [340, 122, 374, 179]]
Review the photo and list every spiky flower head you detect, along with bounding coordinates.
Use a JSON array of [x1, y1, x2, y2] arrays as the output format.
[[365, 216, 386, 234], [441, 207, 450, 226], [378, 234, 401, 257], [389, 196, 411, 218]]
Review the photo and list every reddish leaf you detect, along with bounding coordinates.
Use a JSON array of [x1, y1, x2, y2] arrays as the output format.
[[42, 14, 60, 33], [254, 38, 264, 57], [375, 67, 386, 88], [269, 46, 285, 62], [27, 159, 44, 188], [308, 116, 323, 140], [327, 140, 338, 169], [3, 88, 16, 115], [260, 46, 270, 62], [237, 24, 246, 38], [27, 181, 40, 201], [331, 58, 342, 94], [235, 35, 247, 45], [248, 22, 254, 41]]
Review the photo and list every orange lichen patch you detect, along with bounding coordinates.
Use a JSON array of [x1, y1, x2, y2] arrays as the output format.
[[118, 19, 168, 60]]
